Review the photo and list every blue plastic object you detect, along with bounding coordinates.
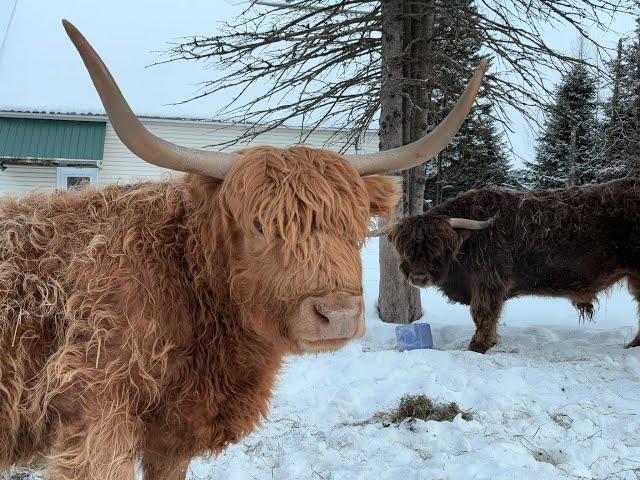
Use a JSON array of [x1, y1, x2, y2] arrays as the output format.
[[395, 323, 433, 351]]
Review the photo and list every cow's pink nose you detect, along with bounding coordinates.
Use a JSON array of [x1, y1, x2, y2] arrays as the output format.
[[302, 294, 363, 341]]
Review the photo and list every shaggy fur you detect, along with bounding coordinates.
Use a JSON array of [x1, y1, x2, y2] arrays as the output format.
[[0, 146, 400, 479], [389, 178, 640, 353]]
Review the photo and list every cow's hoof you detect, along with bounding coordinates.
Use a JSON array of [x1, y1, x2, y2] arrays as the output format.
[[468, 336, 497, 354]]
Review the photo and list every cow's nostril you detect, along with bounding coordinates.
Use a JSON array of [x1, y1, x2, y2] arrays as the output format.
[[314, 304, 331, 324], [302, 295, 363, 341]]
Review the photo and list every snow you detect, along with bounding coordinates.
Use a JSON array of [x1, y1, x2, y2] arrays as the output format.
[[181, 240, 640, 480], [189, 333, 640, 480]]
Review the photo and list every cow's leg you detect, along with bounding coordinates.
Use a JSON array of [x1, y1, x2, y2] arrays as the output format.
[[626, 275, 640, 348], [571, 299, 595, 322], [141, 428, 190, 480], [469, 284, 505, 354], [48, 407, 139, 480], [141, 450, 190, 480], [627, 332, 640, 348]]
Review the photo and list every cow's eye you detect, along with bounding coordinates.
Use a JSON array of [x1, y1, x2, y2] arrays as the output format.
[[253, 219, 263, 234]]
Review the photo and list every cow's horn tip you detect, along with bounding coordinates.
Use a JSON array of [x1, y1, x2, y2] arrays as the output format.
[[62, 19, 77, 36]]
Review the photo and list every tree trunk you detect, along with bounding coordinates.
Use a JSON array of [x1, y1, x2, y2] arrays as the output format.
[[435, 154, 443, 205], [377, 0, 422, 324], [567, 126, 577, 187], [606, 38, 623, 166], [633, 26, 640, 177], [407, 0, 435, 216], [378, 0, 436, 324]]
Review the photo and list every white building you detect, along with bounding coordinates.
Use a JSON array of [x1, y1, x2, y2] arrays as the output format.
[[0, 0, 376, 195]]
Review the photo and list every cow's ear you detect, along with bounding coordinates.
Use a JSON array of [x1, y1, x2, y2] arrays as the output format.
[[363, 175, 402, 218], [447, 229, 473, 260]]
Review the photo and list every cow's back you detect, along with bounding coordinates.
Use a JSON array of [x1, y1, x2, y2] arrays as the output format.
[[509, 179, 640, 294], [432, 179, 640, 298]]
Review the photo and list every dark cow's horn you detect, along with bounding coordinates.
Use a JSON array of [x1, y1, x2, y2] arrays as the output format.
[[62, 20, 241, 178], [346, 58, 489, 176], [367, 223, 395, 237], [449, 217, 495, 230]]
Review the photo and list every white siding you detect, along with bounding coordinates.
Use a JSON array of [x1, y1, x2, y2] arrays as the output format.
[[99, 119, 379, 185], [0, 117, 379, 195], [0, 165, 56, 195]]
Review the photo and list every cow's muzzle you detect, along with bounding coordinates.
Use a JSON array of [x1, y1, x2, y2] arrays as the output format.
[[408, 273, 432, 288], [299, 293, 364, 347]]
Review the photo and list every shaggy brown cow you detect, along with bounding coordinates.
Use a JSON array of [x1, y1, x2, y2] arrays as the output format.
[[0, 21, 486, 480], [388, 179, 640, 354]]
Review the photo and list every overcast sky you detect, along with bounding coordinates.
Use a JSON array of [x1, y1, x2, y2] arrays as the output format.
[[0, 0, 636, 165]]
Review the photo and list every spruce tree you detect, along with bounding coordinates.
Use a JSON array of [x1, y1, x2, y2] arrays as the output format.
[[527, 63, 599, 188], [425, 105, 514, 206], [604, 15, 640, 178], [423, 0, 515, 206]]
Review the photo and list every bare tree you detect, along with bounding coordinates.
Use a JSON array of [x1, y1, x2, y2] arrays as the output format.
[[164, 0, 630, 145], [164, 0, 633, 323]]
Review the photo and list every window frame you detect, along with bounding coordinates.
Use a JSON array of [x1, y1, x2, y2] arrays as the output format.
[[56, 166, 99, 189]]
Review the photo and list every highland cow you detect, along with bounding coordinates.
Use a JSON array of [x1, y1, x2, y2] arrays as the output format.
[[388, 179, 640, 354], [0, 21, 486, 480]]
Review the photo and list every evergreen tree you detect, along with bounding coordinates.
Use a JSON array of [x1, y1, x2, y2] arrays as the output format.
[[527, 63, 599, 188], [423, 0, 515, 206], [425, 105, 515, 206], [604, 14, 640, 178]]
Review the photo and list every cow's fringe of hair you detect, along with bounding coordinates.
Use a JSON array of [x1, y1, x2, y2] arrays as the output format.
[[220, 146, 371, 261]]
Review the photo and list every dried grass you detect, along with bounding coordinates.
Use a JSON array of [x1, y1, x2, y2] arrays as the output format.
[[377, 394, 473, 424]]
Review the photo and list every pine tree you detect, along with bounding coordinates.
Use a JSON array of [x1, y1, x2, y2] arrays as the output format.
[[423, 0, 515, 206], [604, 15, 640, 178], [425, 105, 515, 205], [527, 63, 599, 188]]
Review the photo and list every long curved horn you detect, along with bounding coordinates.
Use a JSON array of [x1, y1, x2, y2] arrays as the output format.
[[346, 58, 489, 176], [62, 20, 241, 178], [449, 217, 495, 230], [367, 222, 395, 237]]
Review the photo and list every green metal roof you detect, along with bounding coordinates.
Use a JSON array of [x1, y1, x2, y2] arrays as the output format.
[[0, 117, 105, 161]]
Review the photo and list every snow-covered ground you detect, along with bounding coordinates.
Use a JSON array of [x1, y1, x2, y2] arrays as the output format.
[[187, 240, 640, 480]]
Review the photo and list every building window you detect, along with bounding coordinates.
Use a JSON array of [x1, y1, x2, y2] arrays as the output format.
[[57, 167, 99, 189]]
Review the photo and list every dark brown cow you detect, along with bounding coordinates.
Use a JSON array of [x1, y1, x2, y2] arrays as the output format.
[[0, 21, 486, 479], [388, 179, 640, 353]]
